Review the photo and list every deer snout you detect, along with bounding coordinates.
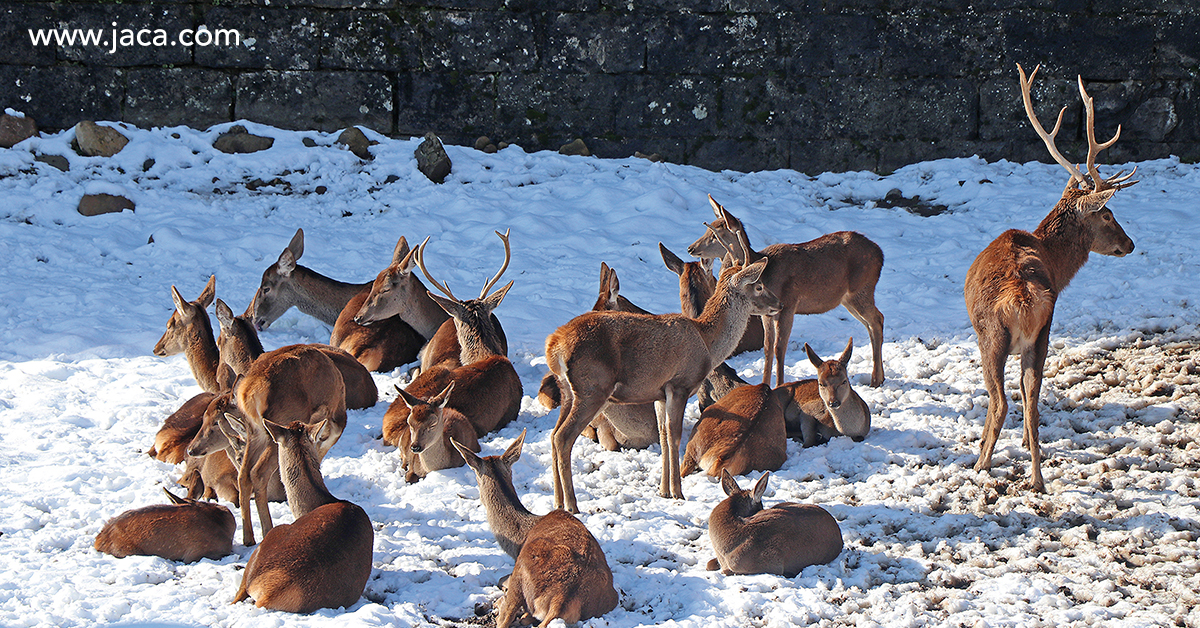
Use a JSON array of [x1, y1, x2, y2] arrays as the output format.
[[827, 397, 841, 410], [851, 435, 866, 443], [410, 444, 424, 454], [252, 318, 267, 331], [1114, 238, 1135, 257]]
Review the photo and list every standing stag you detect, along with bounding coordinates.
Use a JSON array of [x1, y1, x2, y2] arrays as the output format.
[[688, 197, 886, 388], [545, 250, 780, 512], [965, 64, 1138, 493]]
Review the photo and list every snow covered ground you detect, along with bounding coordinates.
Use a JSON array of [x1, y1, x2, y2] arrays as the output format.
[[0, 119, 1197, 627]]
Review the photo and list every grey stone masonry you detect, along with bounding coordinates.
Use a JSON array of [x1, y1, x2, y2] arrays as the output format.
[[2, 0, 1197, 173]]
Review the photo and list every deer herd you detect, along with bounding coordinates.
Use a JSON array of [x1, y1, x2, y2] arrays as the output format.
[[92, 66, 1142, 623]]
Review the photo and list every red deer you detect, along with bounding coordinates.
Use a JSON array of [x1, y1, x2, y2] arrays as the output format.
[[688, 196, 885, 388], [450, 432, 618, 626], [147, 391, 216, 464], [152, 275, 229, 393], [382, 231, 521, 450], [214, 298, 378, 409], [185, 390, 285, 507], [707, 470, 842, 576], [680, 383, 787, 479], [233, 419, 373, 613], [94, 488, 235, 563], [178, 449, 240, 504], [394, 382, 480, 483], [777, 339, 871, 446], [545, 254, 780, 512], [964, 64, 1138, 493]]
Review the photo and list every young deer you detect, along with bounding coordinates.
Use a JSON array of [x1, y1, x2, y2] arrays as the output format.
[[214, 298, 378, 410], [233, 419, 373, 613], [94, 488, 235, 563], [185, 390, 286, 507], [394, 382, 481, 483], [545, 254, 780, 512], [707, 471, 842, 577], [965, 64, 1138, 493], [248, 228, 368, 330], [178, 448, 240, 504], [537, 262, 658, 452], [688, 197, 886, 389], [382, 232, 521, 448], [450, 432, 619, 626], [681, 383, 788, 479], [777, 339, 871, 446], [153, 275, 230, 393]]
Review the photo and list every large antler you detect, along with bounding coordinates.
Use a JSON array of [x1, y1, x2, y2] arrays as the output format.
[[415, 236, 457, 301], [479, 229, 511, 299], [1018, 64, 1086, 188], [416, 229, 513, 304], [1078, 76, 1139, 192]]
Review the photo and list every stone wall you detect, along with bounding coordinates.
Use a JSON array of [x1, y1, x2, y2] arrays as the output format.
[[3, 0, 1197, 173]]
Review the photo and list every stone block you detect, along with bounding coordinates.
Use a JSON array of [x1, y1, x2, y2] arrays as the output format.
[[818, 78, 977, 143], [717, 75, 818, 141], [321, 10, 420, 71], [125, 68, 233, 130], [419, 10, 538, 73], [0, 66, 124, 131], [196, 7, 322, 69], [53, 3, 194, 67], [415, 132, 452, 183], [879, 11, 1004, 79], [545, 13, 646, 74], [611, 75, 722, 139], [1154, 17, 1200, 80], [0, 4, 56, 65], [1001, 13, 1155, 81], [496, 73, 620, 151], [396, 72, 497, 143], [645, 12, 778, 75], [235, 71, 392, 133], [781, 14, 883, 78], [979, 73, 1081, 143], [687, 137, 790, 173]]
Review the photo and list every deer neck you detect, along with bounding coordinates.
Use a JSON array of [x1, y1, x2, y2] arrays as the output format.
[[456, 319, 504, 365], [708, 496, 758, 554], [476, 471, 541, 560], [290, 265, 371, 324], [693, 287, 750, 367], [185, 318, 223, 394], [405, 280, 451, 339], [828, 391, 870, 436], [1032, 195, 1094, 293], [277, 438, 338, 518]]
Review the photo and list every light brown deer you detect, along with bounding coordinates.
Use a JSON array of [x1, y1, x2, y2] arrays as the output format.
[[450, 432, 619, 627], [394, 382, 480, 483], [178, 448, 240, 504], [688, 196, 886, 388], [707, 470, 842, 577], [94, 488, 235, 563], [226, 344, 347, 545], [185, 390, 286, 506], [382, 231, 521, 449], [214, 298, 378, 409], [153, 275, 230, 393], [545, 254, 780, 512], [537, 262, 658, 452], [147, 391, 216, 464], [680, 383, 787, 479], [777, 339, 871, 446], [965, 64, 1138, 493], [233, 419, 373, 613]]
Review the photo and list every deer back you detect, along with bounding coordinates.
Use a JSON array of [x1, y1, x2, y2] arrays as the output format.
[[682, 383, 787, 478], [94, 490, 235, 563], [153, 277, 224, 393], [496, 510, 619, 628], [708, 471, 842, 577], [248, 228, 369, 329], [329, 288, 425, 372], [149, 391, 214, 464], [237, 345, 347, 442]]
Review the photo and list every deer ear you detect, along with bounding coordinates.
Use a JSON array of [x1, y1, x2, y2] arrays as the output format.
[[276, 248, 296, 276], [287, 228, 305, 259], [840, 338, 854, 368], [432, 381, 455, 408], [805, 343, 823, 370], [398, 242, 419, 274], [197, 275, 216, 309], [450, 437, 482, 471], [501, 429, 526, 465], [735, 259, 767, 286], [481, 281, 514, 311], [708, 194, 724, 219], [214, 298, 235, 330], [428, 292, 468, 320], [392, 236, 410, 264], [720, 469, 740, 496], [1076, 188, 1117, 214], [262, 419, 288, 444], [660, 243, 685, 276], [162, 487, 187, 505], [395, 386, 424, 409], [170, 285, 189, 317], [700, 256, 714, 275], [752, 472, 770, 502]]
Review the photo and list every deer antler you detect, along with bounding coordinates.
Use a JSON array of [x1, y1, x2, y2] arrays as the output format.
[[1078, 76, 1139, 192], [415, 237, 457, 301], [1018, 64, 1086, 188], [479, 229, 511, 299]]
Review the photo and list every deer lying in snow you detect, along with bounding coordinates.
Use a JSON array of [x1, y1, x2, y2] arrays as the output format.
[[94, 488, 235, 563], [681, 383, 787, 478], [707, 470, 842, 577], [777, 339, 871, 446], [451, 432, 619, 626], [393, 382, 480, 483], [233, 419, 373, 613]]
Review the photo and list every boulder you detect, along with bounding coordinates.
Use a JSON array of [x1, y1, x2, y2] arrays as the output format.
[[337, 127, 374, 160], [213, 125, 274, 154], [78, 193, 135, 216], [415, 132, 451, 184], [0, 114, 37, 148], [75, 121, 129, 157], [559, 138, 591, 156]]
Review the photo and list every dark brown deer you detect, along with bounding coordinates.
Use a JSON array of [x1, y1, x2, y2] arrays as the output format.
[[153, 276, 229, 393], [248, 228, 368, 330], [214, 298, 378, 410], [94, 488, 235, 563], [707, 470, 842, 577], [545, 255, 780, 512], [394, 382, 480, 483], [680, 383, 787, 479], [688, 196, 886, 388], [964, 64, 1138, 493], [777, 340, 871, 446], [233, 419, 373, 613], [450, 432, 619, 626]]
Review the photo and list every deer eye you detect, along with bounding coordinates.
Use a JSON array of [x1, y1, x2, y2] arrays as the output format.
[[261, 286, 271, 295]]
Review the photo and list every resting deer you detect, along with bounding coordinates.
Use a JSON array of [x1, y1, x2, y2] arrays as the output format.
[[450, 432, 619, 626], [382, 231, 521, 449], [537, 262, 658, 451], [178, 448, 240, 504], [964, 64, 1138, 493], [153, 275, 230, 393], [185, 390, 286, 506], [681, 383, 787, 478], [214, 298, 378, 410], [545, 252, 780, 512], [233, 419, 373, 613], [707, 470, 842, 577], [94, 488, 235, 563], [394, 382, 480, 483], [148, 391, 216, 464], [688, 196, 886, 388], [777, 339, 871, 446]]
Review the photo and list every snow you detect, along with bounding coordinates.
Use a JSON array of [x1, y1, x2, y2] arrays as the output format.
[[0, 120, 1197, 627]]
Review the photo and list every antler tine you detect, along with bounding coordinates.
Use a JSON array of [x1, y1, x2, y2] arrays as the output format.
[[1106, 165, 1139, 190], [1018, 63, 1085, 186], [1078, 75, 1123, 192], [415, 236, 458, 301], [479, 228, 512, 299]]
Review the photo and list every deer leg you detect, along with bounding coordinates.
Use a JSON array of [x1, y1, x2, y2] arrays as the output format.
[[843, 292, 886, 387], [760, 315, 776, 386], [772, 311, 797, 388], [236, 441, 258, 546], [1021, 327, 1051, 493], [660, 387, 688, 500], [551, 383, 609, 513], [974, 331, 1010, 473], [251, 447, 277, 539]]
